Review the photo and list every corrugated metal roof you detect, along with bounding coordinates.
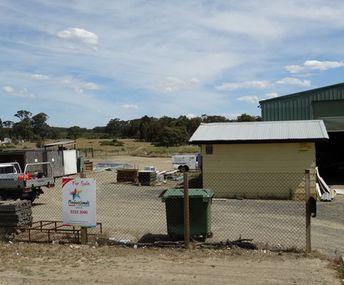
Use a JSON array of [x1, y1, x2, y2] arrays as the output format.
[[189, 120, 328, 143], [259, 82, 344, 104], [44, 140, 75, 147]]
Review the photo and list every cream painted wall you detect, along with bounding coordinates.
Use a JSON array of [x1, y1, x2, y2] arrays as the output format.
[[201, 143, 316, 199]]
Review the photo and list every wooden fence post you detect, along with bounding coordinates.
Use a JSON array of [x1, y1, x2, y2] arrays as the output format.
[[305, 169, 311, 253], [80, 171, 88, 245]]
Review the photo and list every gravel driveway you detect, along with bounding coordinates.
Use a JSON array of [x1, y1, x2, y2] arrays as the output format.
[[30, 171, 344, 257]]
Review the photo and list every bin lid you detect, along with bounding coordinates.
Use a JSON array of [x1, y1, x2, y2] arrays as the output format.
[[162, 188, 214, 201]]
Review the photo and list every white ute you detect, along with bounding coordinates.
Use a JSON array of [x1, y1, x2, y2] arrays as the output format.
[[0, 162, 54, 202]]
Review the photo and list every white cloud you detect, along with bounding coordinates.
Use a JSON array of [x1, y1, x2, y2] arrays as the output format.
[[189, 78, 199, 84], [285, 60, 344, 74], [216, 80, 269, 91], [276, 77, 311, 87], [57, 27, 98, 45], [3, 85, 14, 93], [265, 92, 279, 99], [304, 60, 344, 70], [62, 79, 100, 94], [157, 77, 200, 93], [81, 82, 99, 90], [186, 113, 197, 119], [204, 11, 285, 40], [122, 104, 138, 110], [2, 85, 34, 98], [284, 65, 305, 74], [237, 96, 259, 104], [30, 74, 50, 80]]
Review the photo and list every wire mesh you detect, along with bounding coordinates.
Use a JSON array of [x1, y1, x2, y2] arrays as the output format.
[[31, 170, 307, 249]]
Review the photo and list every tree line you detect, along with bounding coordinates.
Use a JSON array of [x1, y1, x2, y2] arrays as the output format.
[[0, 110, 261, 147]]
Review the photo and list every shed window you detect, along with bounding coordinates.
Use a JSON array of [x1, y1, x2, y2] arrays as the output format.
[[205, 144, 213, 155]]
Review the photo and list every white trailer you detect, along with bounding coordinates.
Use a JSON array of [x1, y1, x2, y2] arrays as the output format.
[[171, 154, 201, 171]]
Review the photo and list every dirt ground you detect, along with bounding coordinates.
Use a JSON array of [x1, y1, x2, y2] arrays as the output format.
[[28, 154, 344, 257], [0, 243, 342, 285], [1, 155, 344, 284]]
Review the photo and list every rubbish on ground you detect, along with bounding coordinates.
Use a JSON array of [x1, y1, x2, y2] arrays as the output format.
[[144, 166, 156, 172], [117, 169, 138, 183], [93, 162, 132, 172], [315, 167, 333, 201], [334, 189, 344, 195], [138, 170, 157, 186]]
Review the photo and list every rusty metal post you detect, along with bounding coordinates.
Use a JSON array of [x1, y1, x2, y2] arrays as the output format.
[[80, 171, 88, 245], [183, 171, 191, 249], [305, 169, 311, 253]]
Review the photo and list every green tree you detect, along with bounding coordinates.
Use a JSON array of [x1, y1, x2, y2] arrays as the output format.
[[12, 110, 33, 140], [105, 118, 124, 137], [32, 112, 51, 141], [237, 113, 262, 122], [14, 110, 32, 121], [0, 119, 3, 140], [202, 115, 229, 123], [154, 126, 189, 147], [67, 126, 83, 139], [2, 121, 14, 128]]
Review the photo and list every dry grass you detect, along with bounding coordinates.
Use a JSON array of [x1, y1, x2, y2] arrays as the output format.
[[76, 138, 199, 157], [9, 138, 199, 158]]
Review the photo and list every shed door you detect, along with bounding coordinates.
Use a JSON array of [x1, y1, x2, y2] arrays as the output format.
[[312, 100, 344, 131], [63, 150, 77, 175]]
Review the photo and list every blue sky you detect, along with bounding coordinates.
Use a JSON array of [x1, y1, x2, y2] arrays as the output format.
[[1, 0, 344, 127]]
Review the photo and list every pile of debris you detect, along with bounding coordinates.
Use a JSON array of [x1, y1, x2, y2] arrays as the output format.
[[0, 200, 32, 228]]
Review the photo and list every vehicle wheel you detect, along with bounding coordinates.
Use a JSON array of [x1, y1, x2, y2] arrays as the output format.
[[29, 196, 36, 203], [178, 165, 189, 172], [21, 193, 36, 203]]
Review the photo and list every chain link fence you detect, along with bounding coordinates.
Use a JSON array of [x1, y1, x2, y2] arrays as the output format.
[[27, 169, 307, 250]]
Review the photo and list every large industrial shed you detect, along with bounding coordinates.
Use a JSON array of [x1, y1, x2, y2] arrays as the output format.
[[260, 83, 344, 182], [189, 120, 328, 199]]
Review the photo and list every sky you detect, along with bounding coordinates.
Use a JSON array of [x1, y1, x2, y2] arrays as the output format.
[[1, 0, 344, 128]]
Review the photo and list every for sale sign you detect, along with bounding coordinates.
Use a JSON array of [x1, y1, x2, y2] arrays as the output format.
[[62, 178, 96, 227]]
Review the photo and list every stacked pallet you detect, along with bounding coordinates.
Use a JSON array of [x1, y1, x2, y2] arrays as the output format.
[[138, 171, 157, 186], [84, 160, 93, 171], [0, 200, 32, 228], [117, 169, 138, 183]]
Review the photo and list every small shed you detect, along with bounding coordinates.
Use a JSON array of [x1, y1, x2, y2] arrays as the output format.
[[44, 140, 77, 176], [189, 120, 329, 199]]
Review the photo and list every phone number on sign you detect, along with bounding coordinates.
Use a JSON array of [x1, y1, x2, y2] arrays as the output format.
[[70, 210, 88, 214]]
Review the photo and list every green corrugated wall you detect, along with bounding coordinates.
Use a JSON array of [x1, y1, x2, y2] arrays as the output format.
[[260, 83, 344, 131]]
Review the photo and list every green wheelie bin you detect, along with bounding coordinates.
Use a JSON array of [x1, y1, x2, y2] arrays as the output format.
[[161, 188, 214, 241]]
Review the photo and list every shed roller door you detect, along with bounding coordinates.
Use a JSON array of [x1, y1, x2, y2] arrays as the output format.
[[313, 100, 344, 131]]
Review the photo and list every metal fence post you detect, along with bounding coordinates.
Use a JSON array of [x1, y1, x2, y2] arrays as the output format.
[[305, 169, 311, 253], [183, 171, 191, 249], [80, 171, 88, 245]]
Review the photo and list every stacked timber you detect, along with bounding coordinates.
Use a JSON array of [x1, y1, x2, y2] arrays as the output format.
[[138, 171, 157, 186], [0, 200, 32, 227], [84, 160, 93, 171], [117, 169, 138, 183]]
